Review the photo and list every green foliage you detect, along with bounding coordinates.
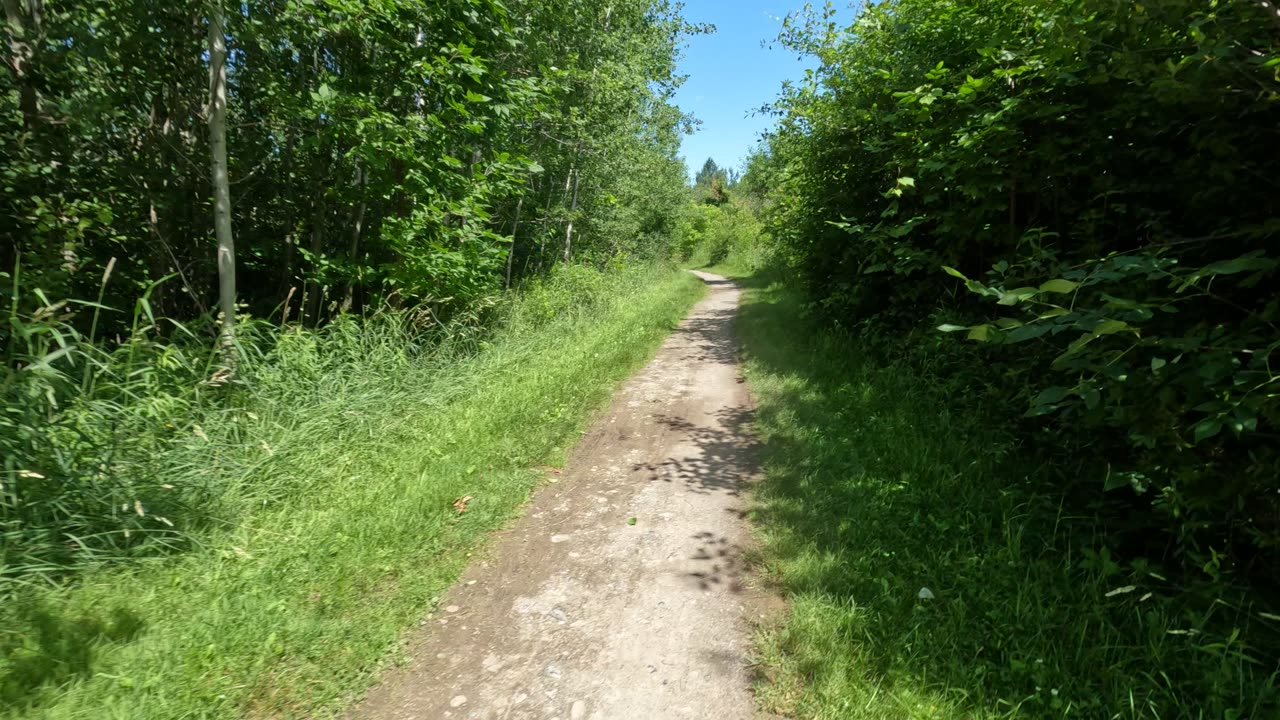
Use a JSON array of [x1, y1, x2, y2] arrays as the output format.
[[692, 156, 732, 205], [678, 152, 776, 271], [0, 257, 698, 591], [680, 201, 768, 269], [734, 272, 1280, 719], [3, 265, 221, 582], [763, 0, 1280, 592], [507, 263, 616, 329], [0, 0, 700, 326], [749, 0, 1280, 713]]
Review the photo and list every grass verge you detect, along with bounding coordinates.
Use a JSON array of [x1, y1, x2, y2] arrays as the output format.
[[721, 268, 1278, 719], [2, 264, 704, 720]]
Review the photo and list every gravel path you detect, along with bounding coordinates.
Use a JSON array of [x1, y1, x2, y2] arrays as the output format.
[[349, 272, 775, 720]]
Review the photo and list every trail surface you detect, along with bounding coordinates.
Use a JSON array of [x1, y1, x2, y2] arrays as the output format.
[[350, 272, 773, 720]]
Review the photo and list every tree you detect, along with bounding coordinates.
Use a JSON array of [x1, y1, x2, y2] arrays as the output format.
[[694, 157, 723, 186], [0, 0, 706, 588], [206, 0, 234, 344], [693, 157, 730, 205], [0, 0, 703, 326]]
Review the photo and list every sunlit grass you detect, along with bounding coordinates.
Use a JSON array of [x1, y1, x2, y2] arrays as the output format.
[[726, 270, 1278, 719], [1, 264, 704, 720]]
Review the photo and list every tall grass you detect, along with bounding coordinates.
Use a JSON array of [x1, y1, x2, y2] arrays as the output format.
[[3, 260, 227, 586], [0, 258, 651, 587], [726, 270, 1280, 719], [1, 262, 704, 718]]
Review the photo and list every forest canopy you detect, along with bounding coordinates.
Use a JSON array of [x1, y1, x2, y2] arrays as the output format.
[[2, 0, 700, 328]]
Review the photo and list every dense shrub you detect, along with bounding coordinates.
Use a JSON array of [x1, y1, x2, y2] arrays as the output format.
[[763, 0, 1280, 581], [677, 197, 771, 271]]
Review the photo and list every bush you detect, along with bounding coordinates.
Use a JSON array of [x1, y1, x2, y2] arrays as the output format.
[[678, 200, 771, 271], [765, 0, 1280, 582]]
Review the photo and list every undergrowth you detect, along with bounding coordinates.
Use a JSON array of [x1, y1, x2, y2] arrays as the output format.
[[677, 200, 771, 273], [0, 263, 704, 719], [726, 269, 1280, 719]]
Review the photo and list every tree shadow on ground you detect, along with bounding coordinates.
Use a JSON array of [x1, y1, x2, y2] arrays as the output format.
[[632, 407, 760, 497], [1, 597, 146, 710], [666, 305, 743, 365], [685, 530, 749, 594]]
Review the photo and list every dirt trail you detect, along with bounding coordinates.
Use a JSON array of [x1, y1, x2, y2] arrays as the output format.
[[350, 271, 773, 720]]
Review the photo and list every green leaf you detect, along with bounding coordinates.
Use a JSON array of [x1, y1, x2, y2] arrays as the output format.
[[1093, 319, 1129, 335], [1082, 386, 1101, 410], [937, 324, 968, 332], [1103, 471, 1131, 492], [997, 287, 1038, 306], [1193, 418, 1223, 444], [965, 278, 994, 297], [1198, 255, 1277, 277], [1057, 333, 1098, 362], [1006, 323, 1050, 343], [942, 266, 967, 280], [1039, 278, 1079, 294], [1034, 386, 1071, 406], [1194, 400, 1230, 413], [966, 324, 993, 341], [897, 176, 916, 188], [1150, 357, 1167, 371]]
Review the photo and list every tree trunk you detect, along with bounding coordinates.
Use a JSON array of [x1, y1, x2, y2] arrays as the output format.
[[279, 134, 298, 297], [3, 0, 43, 129], [207, 0, 236, 345], [531, 178, 555, 276], [505, 195, 523, 289], [305, 199, 325, 324], [341, 164, 368, 313], [304, 45, 327, 325], [563, 168, 580, 264]]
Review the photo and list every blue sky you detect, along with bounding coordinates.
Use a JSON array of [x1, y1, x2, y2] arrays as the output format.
[[672, 1, 825, 180]]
